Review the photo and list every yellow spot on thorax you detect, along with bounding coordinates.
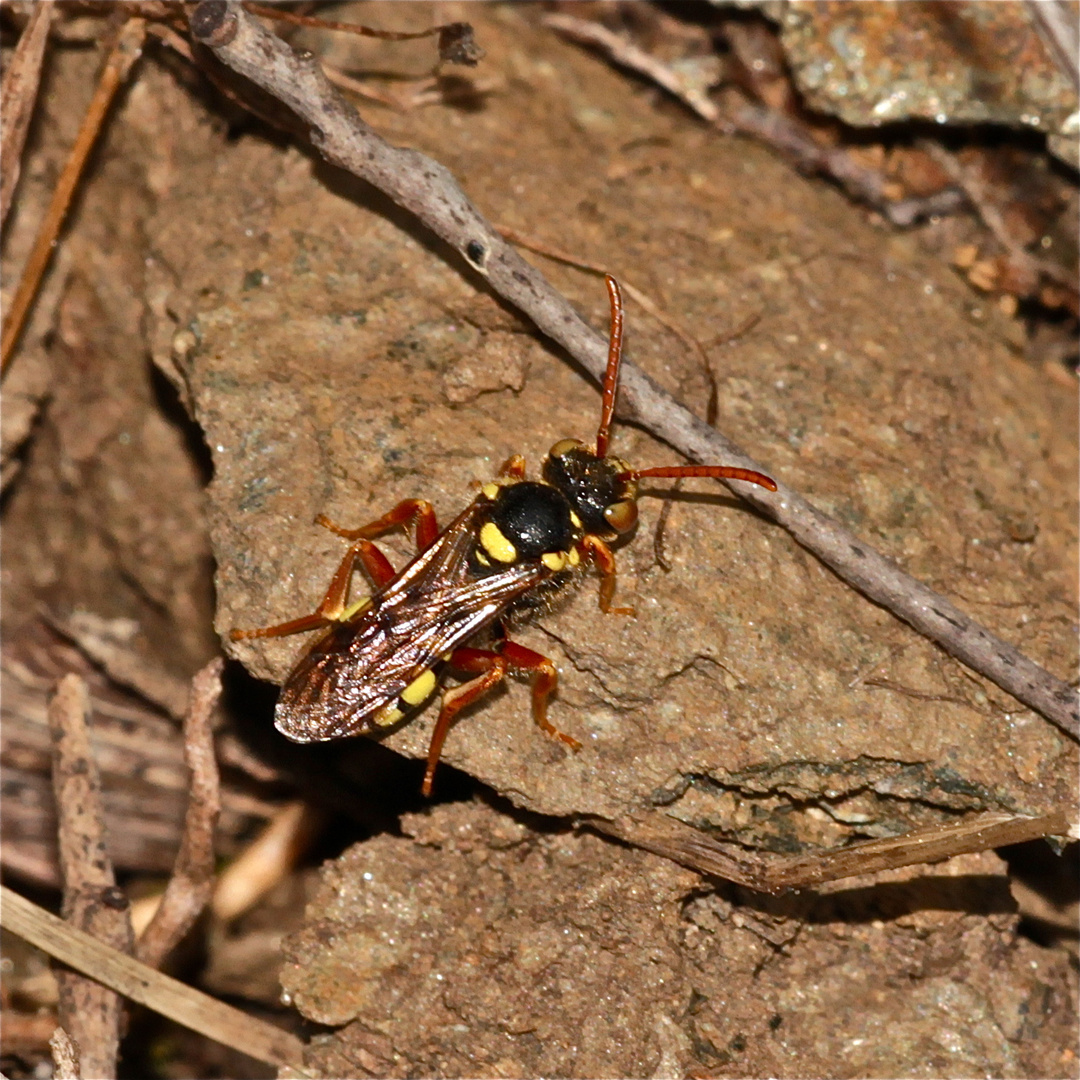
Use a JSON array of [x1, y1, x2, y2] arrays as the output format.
[[479, 521, 518, 563], [541, 551, 566, 571]]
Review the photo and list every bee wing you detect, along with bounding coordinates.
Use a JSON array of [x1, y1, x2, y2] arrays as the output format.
[[275, 500, 552, 742]]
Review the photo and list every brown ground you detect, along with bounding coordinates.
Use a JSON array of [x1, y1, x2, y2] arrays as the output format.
[[2, 3, 1076, 1078], [285, 798, 1075, 1079]]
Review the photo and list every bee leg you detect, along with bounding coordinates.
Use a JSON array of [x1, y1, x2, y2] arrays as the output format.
[[316, 498, 439, 553], [499, 640, 582, 752], [581, 534, 636, 617], [230, 537, 391, 640], [496, 454, 527, 479], [423, 648, 509, 796]]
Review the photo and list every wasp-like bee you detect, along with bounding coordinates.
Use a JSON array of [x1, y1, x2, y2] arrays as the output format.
[[232, 277, 776, 794]]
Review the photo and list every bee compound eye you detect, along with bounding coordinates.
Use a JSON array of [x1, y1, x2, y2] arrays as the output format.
[[603, 499, 638, 534], [548, 438, 584, 458]]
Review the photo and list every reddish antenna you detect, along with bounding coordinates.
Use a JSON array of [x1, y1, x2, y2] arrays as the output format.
[[598, 274, 777, 493], [625, 463, 776, 489], [594, 274, 624, 459]]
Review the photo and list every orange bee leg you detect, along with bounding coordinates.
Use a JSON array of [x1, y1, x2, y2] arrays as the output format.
[[581, 534, 636, 616], [423, 641, 582, 797], [499, 640, 582, 752], [232, 500, 443, 642], [496, 454, 527, 479], [230, 612, 331, 641], [231, 536, 391, 640], [316, 498, 440, 553], [423, 648, 509, 797]]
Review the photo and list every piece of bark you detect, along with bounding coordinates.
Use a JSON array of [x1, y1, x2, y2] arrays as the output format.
[[0, 3, 53, 226], [136, 658, 223, 970], [2, 621, 276, 888], [49, 673, 134, 1080]]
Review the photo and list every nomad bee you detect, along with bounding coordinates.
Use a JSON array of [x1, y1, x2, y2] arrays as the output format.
[[232, 276, 776, 795]]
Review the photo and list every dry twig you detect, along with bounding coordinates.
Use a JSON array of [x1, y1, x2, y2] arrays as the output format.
[[0, 3, 53, 226], [243, 1, 483, 67], [0, 886, 305, 1071], [543, 11, 727, 128], [1, 621, 274, 889], [0, 17, 147, 375], [48, 674, 133, 1080], [591, 808, 1073, 893], [136, 658, 223, 969], [188, 1, 1078, 740], [1025, 0, 1080, 94]]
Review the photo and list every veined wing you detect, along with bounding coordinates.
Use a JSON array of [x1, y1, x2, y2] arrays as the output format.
[[275, 500, 553, 742]]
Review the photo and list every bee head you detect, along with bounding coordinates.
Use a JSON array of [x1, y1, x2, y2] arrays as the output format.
[[541, 439, 638, 541]]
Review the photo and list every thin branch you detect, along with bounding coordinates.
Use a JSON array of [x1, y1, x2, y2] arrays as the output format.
[[188, 1, 1078, 740], [48, 674, 133, 1080], [1025, 0, 1080, 95], [136, 658, 223, 969], [145, 19, 196, 63], [0, 886, 306, 1071], [543, 11, 727, 127], [242, 1, 483, 67], [0, 3, 53, 227], [590, 809, 1074, 893], [1, 17, 147, 375]]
